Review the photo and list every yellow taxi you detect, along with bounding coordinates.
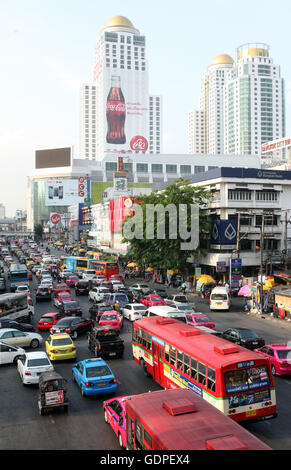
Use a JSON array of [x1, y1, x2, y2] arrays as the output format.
[[45, 333, 77, 361]]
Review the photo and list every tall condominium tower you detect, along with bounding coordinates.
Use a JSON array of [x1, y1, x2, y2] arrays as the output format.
[[224, 43, 286, 159], [80, 16, 162, 160]]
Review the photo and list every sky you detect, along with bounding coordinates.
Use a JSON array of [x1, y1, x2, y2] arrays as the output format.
[[0, 0, 291, 216]]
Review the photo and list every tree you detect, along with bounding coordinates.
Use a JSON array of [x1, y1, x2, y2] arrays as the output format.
[[122, 179, 211, 273]]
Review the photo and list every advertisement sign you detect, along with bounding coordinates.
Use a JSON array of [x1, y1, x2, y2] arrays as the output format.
[[109, 197, 135, 233], [50, 213, 61, 225], [216, 261, 226, 273], [45, 179, 85, 207], [211, 220, 238, 245], [104, 68, 149, 155]]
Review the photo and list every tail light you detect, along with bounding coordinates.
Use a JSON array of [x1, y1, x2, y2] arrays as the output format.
[[281, 361, 289, 367], [50, 349, 57, 353], [25, 372, 31, 376], [122, 341, 125, 345], [65, 328, 70, 332], [109, 378, 117, 384], [134, 312, 139, 315], [85, 382, 93, 387], [71, 347, 76, 351]]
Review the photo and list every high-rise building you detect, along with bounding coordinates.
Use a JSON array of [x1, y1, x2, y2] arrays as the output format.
[[80, 16, 162, 161], [224, 43, 286, 160], [0, 204, 5, 219], [188, 44, 286, 162]]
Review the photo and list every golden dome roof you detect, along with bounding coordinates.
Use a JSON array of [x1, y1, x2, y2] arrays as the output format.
[[104, 16, 135, 29], [210, 54, 234, 66]]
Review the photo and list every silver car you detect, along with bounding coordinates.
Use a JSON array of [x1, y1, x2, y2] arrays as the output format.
[[0, 329, 43, 349]]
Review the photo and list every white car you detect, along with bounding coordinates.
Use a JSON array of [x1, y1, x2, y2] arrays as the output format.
[[111, 280, 124, 292], [17, 351, 54, 385], [0, 341, 25, 365], [15, 285, 30, 294], [129, 284, 151, 295], [89, 287, 111, 302], [0, 329, 43, 349], [83, 269, 97, 281], [121, 303, 147, 321]]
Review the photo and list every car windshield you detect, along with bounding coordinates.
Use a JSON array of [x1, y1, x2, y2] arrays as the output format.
[[133, 306, 146, 311], [277, 349, 291, 359], [212, 294, 227, 300], [63, 302, 78, 308], [193, 316, 210, 323], [175, 296, 187, 302], [178, 305, 193, 311], [39, 317, 53, 322], [56, 318, 73, 326], [239, 330, 259, 339], [97, 330, 118, 338], [52, 338, 73, 346], [101, 314, 117, 321], [151, 296, 162, 301], [99, 307, 112, 313], [27, 358, 50, 367], [86, 365, 111, 378]]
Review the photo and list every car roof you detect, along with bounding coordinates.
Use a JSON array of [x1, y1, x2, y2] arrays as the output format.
[[41, 312, 59, 317], [81, 358, 107, 367], [50, 333, 72, 339], [25, 351, 48, 359], [101, 311, 117, 315]]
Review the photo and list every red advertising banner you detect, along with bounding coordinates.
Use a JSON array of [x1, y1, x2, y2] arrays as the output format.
[[109, 197, 135, 233]]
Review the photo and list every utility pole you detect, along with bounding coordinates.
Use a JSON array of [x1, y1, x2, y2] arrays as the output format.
[[236, 212, 241, 259], [260, 215, 265, 314], [285, 210, 288, 272]]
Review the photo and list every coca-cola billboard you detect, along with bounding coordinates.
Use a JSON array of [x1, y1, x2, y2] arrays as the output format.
[[104, 68, 149, 155]]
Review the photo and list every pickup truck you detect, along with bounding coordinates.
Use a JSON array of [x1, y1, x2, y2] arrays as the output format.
[[87, 326, 124, 359]]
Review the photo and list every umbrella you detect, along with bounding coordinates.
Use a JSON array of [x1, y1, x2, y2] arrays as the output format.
[[197, 274, 215, 283], [238, 285, 253, 296], [146, 267, 154, 271], [127, 262, 138, 267]]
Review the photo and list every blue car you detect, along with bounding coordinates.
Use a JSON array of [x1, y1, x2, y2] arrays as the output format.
[[72, 358, 117, 397]]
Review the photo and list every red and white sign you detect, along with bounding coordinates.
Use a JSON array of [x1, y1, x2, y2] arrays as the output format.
[[262, 137, 291, 153], [78, 176, 87, 197], [50, 213, 61, 225], [130, 135, 148, 152]]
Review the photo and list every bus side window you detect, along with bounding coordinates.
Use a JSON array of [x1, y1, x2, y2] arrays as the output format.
[[177, 350, 183, 372], [132, 328, 137, 342], [126, 415, 134, 450], [147, 333, 152, 350], [190, 358, 197, 381], [143, 429, 152, 449], [165, 343, 170, 362], [137, 328, 142, 345], [207, 367, 216, 392], [183, 354, 190, 375], [169, 346, 176, 367], [198, 362, 207, 386]]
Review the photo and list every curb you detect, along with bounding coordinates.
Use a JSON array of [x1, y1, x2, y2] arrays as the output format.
[[243, 310, 291, 328]]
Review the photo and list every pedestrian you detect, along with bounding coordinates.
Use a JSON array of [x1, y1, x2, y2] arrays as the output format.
[[114, 300, 120, 314]]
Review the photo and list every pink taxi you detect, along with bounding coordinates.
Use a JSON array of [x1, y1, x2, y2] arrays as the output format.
[[103, 396, 129, 448], [139, 295, 166, 308], [254, 343, 291, 376], [186, 313, 216, 330], [98, 311, 123, 331]]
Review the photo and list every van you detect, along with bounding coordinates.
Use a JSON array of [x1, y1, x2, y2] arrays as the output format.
[[210, 287, 230, 311], [144, 306, 187, 323], [103, 293, 129, 307]]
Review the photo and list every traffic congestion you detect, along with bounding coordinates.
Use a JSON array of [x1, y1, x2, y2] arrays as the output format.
[[1, 237, 291, 451]]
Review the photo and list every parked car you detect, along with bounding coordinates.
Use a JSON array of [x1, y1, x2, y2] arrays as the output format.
[[37, 312, 66, 331], [60, 300, 82, 316], [35, 286, 52, 302], [109, 274, 125, 285], [139, 295, 166, 308], [54, 292, 74, 308], [75, 280, 89, 296], [120, 303, 147, 322], [0, 328, 43, 349], [129, 283, 151, 295], [50, 316, 94, 338], [103, 396, 129, 448], [98, 311, 123, 331], [89, 287, 111, 303], [72, 358, 117, 397], [0, 341, 25, 365], [221, 328, 265, 351], [0, 319, 35, 332], [186, 313, 216, 330], [88, 326, 124, 358], [254, 343, 291, 376], [17, 351, 54, 385], [45, 333, 77, 361]]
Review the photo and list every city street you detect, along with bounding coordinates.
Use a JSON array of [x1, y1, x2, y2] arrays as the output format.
[[1, 251, 291, 450]]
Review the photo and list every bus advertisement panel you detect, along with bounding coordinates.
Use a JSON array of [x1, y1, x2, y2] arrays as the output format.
[[132, 317, 277, 423], [65, 257, 90, 272]]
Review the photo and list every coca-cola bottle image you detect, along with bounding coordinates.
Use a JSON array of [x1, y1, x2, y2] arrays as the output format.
[[106, 75, 126, 144]]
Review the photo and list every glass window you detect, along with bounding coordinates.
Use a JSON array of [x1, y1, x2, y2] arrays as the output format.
[[207, 367, 216, 392], [198, 362, 207, 386], [190, 357, 197, 380], [166, 165, 177, 174], [170, 346, 176, 367], [165, 343, 170, 362], [177, 350, 183, 371]]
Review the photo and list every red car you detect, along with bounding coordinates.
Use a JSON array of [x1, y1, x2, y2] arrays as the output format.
[[186, 313, 216, 330], [139, 295, 166, 308], [37, 312, 65, 331], [98, 311, 123, 331], [66, 275, 79, 287], [28, 272, 33, 280], [254, 343, 291, 376], [109, 274, 125, 285], [53, 283, 71, 296]]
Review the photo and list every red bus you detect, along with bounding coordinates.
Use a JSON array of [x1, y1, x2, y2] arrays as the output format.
[[125, 389, 271, 450], [132, 316, 277, 423], [89, 260, 119, 279]]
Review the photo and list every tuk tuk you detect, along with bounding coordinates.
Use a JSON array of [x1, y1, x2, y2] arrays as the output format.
[[38, 370, 68, 415]]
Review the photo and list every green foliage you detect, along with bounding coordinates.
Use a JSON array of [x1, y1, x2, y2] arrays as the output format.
[[122, 179, 211, 271]]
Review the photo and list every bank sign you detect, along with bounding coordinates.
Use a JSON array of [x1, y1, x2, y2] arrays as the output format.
[[211, 220, 238, 245]]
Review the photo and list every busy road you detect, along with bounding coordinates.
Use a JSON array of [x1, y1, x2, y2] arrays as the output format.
[[1, 242, 291, 450]]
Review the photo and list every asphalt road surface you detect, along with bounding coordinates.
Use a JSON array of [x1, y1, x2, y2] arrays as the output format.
[[1, 256, 291, 450]]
